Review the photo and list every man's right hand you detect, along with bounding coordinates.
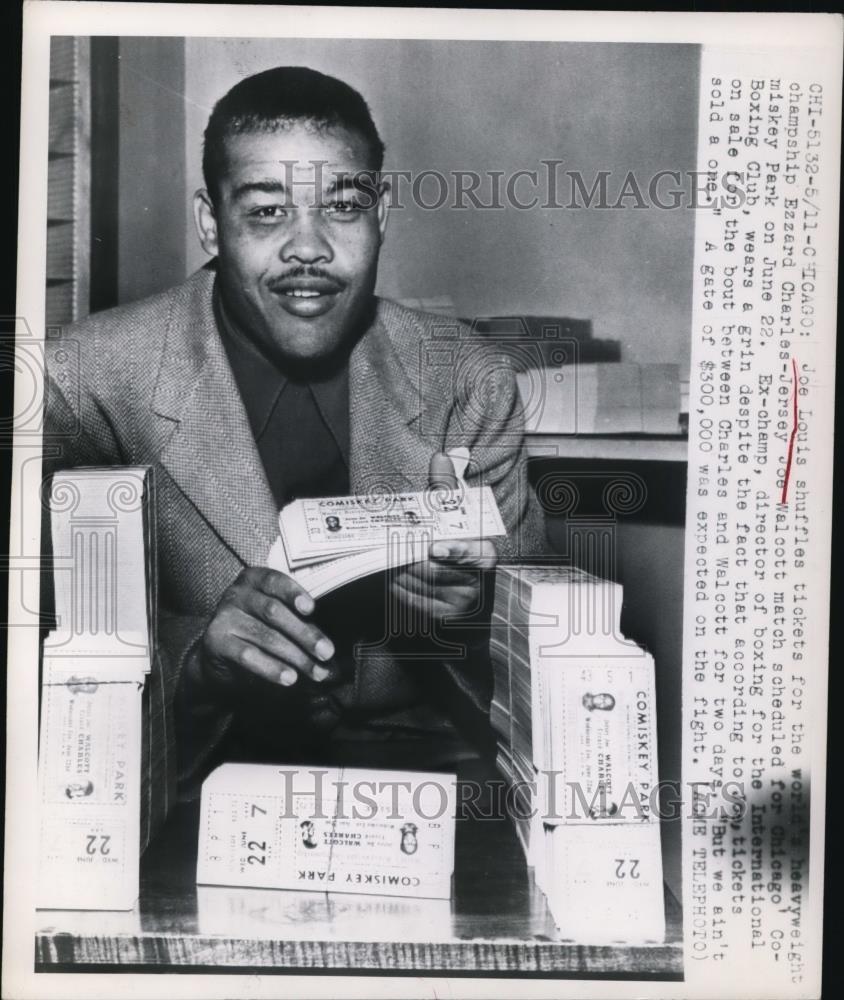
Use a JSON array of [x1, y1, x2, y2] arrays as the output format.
[[199, 567, 335, 692]]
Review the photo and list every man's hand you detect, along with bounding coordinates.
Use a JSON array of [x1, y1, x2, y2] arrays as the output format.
[[200, 567, 335, 691], [389, 452, 498, 623]]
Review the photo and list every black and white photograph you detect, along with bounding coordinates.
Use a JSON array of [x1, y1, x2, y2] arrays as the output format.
[[4, 5, 840, 999]]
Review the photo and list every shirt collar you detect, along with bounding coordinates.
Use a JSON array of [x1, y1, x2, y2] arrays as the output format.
[[212, 279, 350, 461], [213, 279, 286, 440]]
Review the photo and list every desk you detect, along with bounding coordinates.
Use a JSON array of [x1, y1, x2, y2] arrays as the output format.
[[37, 801, 683, 977]]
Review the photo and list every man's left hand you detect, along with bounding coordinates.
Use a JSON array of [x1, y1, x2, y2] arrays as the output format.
[[388, 452, 498, 624]]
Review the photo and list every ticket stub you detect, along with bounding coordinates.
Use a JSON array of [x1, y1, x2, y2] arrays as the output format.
[[197, 764, 456, 900], [543, 822, 666, 943], [38, 660, 144, 807], [36, 659, 143, 910], [279, 486, 505, 567], [542, 657, 659, 826]]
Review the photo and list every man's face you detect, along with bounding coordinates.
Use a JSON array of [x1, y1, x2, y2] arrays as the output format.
[[195, 123, 388, 368], [65, 782, 93, 799], [401, 829, 418, 854]]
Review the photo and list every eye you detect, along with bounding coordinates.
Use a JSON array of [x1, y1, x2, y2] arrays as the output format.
[[248, 205, 287, 222], [323, 199, 362, 218]]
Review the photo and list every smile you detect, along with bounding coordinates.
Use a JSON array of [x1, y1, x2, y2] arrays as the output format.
[[271, 286, 341, 319], [267, 273, 346, 318]]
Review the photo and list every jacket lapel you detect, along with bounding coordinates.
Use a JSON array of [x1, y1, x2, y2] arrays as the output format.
[[151, 269, 279, 566], [349, 299, 450, 493], [150, 278, 446, 563]]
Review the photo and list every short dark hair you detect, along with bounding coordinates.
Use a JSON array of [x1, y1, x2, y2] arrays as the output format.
[[202, 66, 385, 202]]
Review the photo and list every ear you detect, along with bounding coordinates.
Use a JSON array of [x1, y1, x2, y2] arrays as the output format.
[[193, 189, 219, 257], [375, 179, 390, 243]]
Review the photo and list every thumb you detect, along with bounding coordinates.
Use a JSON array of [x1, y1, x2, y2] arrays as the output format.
[[429, 451, 458, 490]]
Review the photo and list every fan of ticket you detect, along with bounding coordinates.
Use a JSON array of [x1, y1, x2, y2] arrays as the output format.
[[268, 485, 506, 598]]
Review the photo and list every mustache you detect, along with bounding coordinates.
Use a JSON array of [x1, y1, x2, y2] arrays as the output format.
[[267, 266, 346, 290]]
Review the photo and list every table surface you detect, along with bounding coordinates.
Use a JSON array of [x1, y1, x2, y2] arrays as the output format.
[[36, 799, 683, 977]]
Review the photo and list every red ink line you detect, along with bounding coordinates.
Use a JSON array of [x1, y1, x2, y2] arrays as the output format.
[[781, 358, 799, 503]]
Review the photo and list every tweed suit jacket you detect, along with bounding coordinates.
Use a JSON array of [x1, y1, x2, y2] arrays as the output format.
[[44, 265, 547, 826]]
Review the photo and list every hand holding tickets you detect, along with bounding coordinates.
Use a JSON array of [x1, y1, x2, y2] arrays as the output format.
[[389, 451, 499, 623], [267, 451, 505, 603], [199, 453, 505, 694]]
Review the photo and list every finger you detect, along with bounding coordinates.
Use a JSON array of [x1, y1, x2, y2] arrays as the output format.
[[236, 619, 325, 684], [391, 577, 480, 622], [390, 578, 457, 621], [430, 539, 498, 570], [246, 587, 333, 656], [212, 628, 298, 687], [229, 609, 336, 685], [428, 451, 459, 490], [394, 561, 478, 591], [241, 592, 335, 672], [245, 566, 316, 617]]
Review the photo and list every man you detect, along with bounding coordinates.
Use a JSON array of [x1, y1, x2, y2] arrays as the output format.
[[44, 67, 546, 819], [299, 820, 318, 850]]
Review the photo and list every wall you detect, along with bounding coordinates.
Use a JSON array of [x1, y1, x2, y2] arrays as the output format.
[[116, 37, 186, 307], [173, 37, 699, 372]]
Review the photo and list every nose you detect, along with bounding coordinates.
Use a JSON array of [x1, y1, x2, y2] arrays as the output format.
[[279, 209, 334, 265]]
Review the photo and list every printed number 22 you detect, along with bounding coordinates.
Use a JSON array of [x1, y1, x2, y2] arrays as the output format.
[[85, 835, 111, 856], [247, 840, 267, 865], [614, 858, 640, 879]]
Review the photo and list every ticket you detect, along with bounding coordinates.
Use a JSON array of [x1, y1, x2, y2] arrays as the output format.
[[279, 486, 505, 566], [269, 535, 435, 598], [542, 822, 666, 943], [36, 659, 143, 910], [197, 764, 456, 899], [36, 468, 154, 911], [542, 657, 659, 825], [39, 663, 144, 807]]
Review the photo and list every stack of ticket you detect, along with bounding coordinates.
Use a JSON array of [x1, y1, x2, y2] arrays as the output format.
[[490, 565, 666, 943], [267, 486, 506, 598], [197, 764, 456, 899], [37, 468, 154, 910]]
